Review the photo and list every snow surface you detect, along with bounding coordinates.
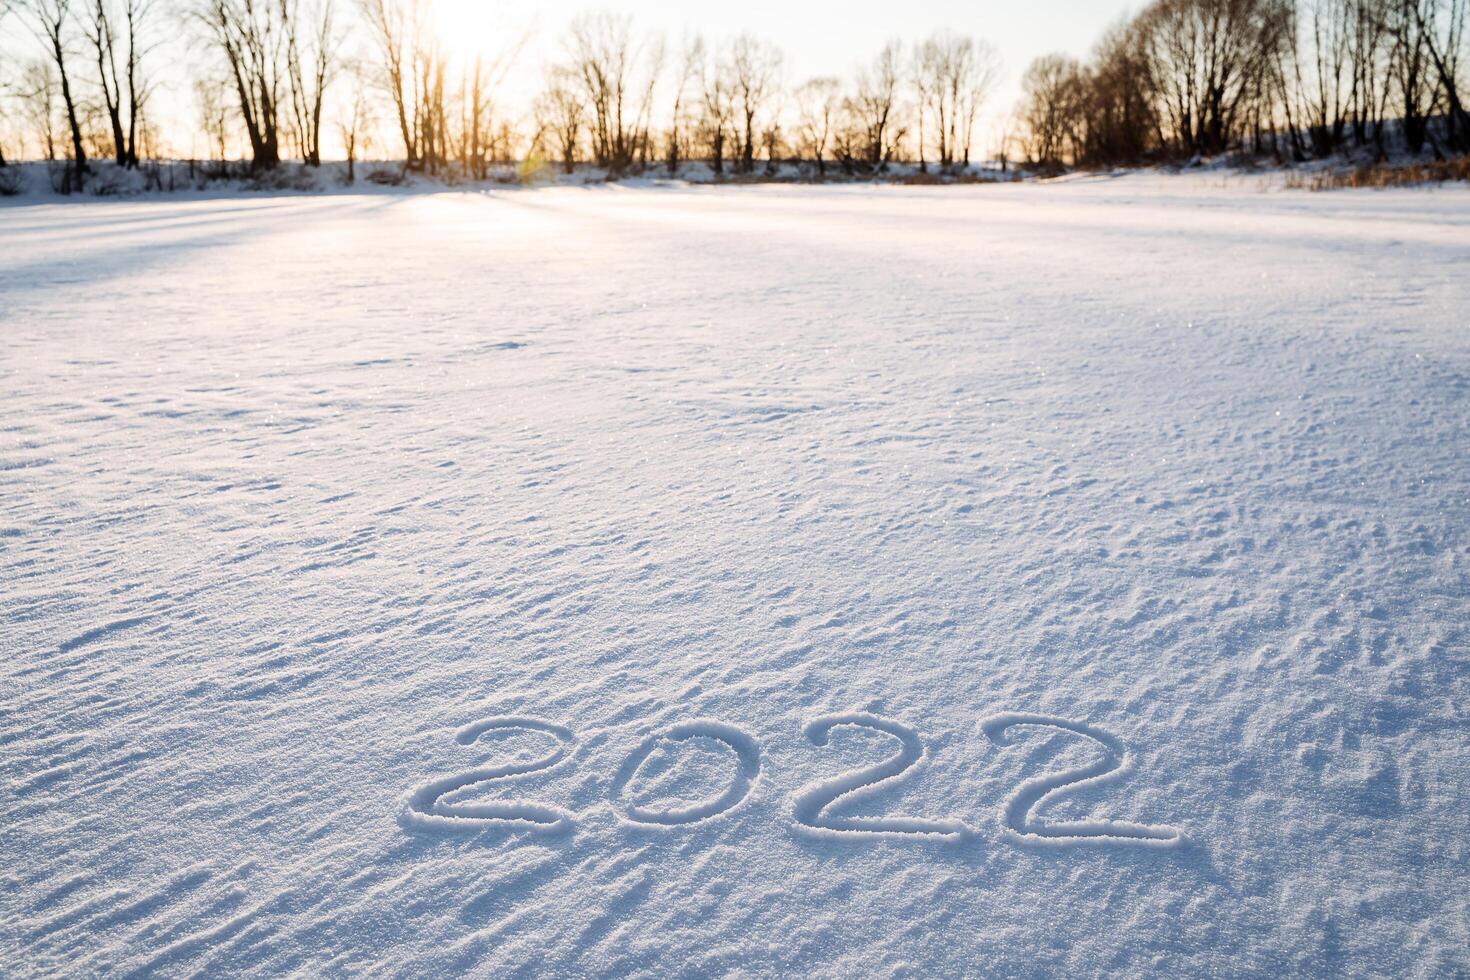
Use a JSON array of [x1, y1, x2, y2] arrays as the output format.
[[2, 177, 1469, 976]]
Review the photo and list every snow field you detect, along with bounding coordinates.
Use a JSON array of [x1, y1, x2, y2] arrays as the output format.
[[2, 176, 1469, 976]]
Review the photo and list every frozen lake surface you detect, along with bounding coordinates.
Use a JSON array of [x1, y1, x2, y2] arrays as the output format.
[[3, 178, 1468, 975]]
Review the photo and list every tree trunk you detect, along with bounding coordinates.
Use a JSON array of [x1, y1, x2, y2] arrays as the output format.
[[95, 38, 127, 166], [55, 39, 88, 190]]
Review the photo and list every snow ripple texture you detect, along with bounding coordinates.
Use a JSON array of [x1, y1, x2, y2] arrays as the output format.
[[2, 177, 1468, 977]]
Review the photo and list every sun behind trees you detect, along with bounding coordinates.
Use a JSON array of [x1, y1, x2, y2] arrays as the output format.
[[0, 0, 1466, 191], [0, 0, 1006, 186]]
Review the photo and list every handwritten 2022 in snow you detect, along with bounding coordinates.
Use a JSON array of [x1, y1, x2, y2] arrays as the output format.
[[402, 712, 1186, 848]]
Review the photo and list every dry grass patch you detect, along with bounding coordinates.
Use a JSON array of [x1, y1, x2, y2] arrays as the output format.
[[1286, 156, 1470, 190]]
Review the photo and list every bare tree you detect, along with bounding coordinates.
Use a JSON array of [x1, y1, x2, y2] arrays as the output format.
[[195, 0, 289, 169], [697, 41, 733, 174], [18, 59, 60, 161], [1018, 53, 1086, 167], [337, 59, 370, 181], [915, 31, 1002, 171], [1383, 0, 1436, 152], [364, 0, 509, 177], [1343, 0, 1388, 148], [760, 108, 784, 174], [840, 40, 906, 172], [1266, 2, 1312, 160], [1412, 0, 1470, 152], [83, 0, 154, 167], [458, 35, 526, 178], [0, 1, 16, 166], [1139, 0, 1285, 156], [959, 39, 1002, 165], [193, 75, 229, 167], [664, 34, 699, 174], [400, 22, 446, 173], [535, 66, 582, 174], [913, 41, 933, 171], [1081, 18, 1158, 165], [794, 76, 839, 175], [565, 12, 661, 177], [283, 0, 334, 166], [1301, 0, 1353, 153], [458, 55, 485, 178], [995, 110, 1019, 171], [19, 0, 88, 187], [359, 0, 422, 168], [730, 33, 780, 173]]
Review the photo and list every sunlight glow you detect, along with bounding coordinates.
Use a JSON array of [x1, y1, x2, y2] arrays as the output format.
[[429, 0, 515, 66]]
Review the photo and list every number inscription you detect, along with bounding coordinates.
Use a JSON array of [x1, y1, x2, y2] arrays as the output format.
[[402, 710, 1186, 849]]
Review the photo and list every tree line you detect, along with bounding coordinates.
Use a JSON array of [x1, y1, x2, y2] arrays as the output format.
[[0, 1, 1005, 189], [0, 0, 1466, 193], [1017, 0, 1470, 168]]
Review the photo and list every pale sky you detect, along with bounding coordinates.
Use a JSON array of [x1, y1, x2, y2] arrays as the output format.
[[489, 1, 1135, 75]]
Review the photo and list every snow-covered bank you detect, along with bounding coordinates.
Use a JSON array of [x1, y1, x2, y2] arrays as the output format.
[[2, 155, 1467, 206], [0, 158, 1026, 202], [2, 183, 1468, 976]]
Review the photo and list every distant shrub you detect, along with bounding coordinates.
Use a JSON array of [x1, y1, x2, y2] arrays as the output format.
[[245, 164, 320, 192], [517, 155, 550, 185], [140, 162, 167, 192], [88, 165, 139, 197], [366, 166, 407, 186], [0, 167, 23, 196], [47, 162, 82, 194]]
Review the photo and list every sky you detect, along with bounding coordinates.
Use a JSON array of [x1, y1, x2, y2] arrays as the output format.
[[468, 0, 1137, 79]]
